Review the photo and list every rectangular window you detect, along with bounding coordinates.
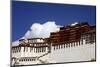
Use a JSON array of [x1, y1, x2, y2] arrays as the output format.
[[56, 45, 58, 49], [54, 46, 55, 50], [81, 40, 83, 45], [71, 43, 73, 47], [76, 42, 78, 46], [42, 47, 43, 52], [66, 44, 68, 48], [69, 43, 70, 47], [64, 44, 65, 48], [39, 48, 40, 52], [59, 45, 60, 49], [24, 47, 25, 52], [79, 41, 80, 45], [61, 45, 63, 48], [44, 47, 46, 51], [30, 47, 32, 52]]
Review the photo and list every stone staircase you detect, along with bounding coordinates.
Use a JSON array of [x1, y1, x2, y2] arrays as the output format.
[[37, 51, 50, 64]]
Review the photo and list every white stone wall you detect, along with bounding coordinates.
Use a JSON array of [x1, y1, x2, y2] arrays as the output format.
[[49, 40, 95, 63], [12, 39, 95, 65], [12, 46, 50, 65], [12, 47, 48, 57]]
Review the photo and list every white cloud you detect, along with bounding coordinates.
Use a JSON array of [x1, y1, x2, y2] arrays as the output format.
[[12, 21, 61, 46], [12, 40, 19, 46]]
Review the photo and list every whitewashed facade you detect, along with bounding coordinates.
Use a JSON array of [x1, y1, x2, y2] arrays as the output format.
[[12, 23, 96, 66]]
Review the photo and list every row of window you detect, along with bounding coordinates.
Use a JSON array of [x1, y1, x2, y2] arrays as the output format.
[[81, 34, 95, 41], [13, 50, 20, 53], [12, 47, 21, 51], [53, 37, 95, 51], [23, 47, 47, 53], [12, 35, 95, 53], [12, 47, 21, 53], [26, 39, 44, 43], [53, 41, 82, 50], [19, 58, 36, 62], [13, 42, 82, 53], [12, 47, 47, 53], [85, 34, 96, 44], [34, 44, 47, 47]]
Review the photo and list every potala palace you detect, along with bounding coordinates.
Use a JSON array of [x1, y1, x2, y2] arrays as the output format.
[[12, 22, 96, 66]]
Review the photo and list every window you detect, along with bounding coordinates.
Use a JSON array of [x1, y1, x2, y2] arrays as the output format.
[[64, 44, 65, 48], [59, 45, 60, 49], [61, 45, 63, 48], [71, 43, 73, 47], [30, 47, 33, 52], [27, 59, 29, 61], [31, 59, 33, 61], [83, 36, 85, 40], [39, 48, 41, 52], [73, 42, 74, 46], [14, 50, 16, 53], [24, 47, 25, 52], [76, 42, 78, 46], [81, 40, 83, 45], [16, 50, 18, 53], [44, 47, 46, 52], [30, 59, 32, 61], [38, 48, 39, 53], [85, 34, 91, 44], [37, 48, 39, 53], [26, 47, 28, 52], [69, 43, 70, 47], [79, 41, 80, 45], [40, 48, 42, 52], [18, 47, 19, 52], [54, 46, 55, 50], [38, 48, 40, 52], [34, 48, 35, 52], [42, 47, 43, 52], [56, 45, 58, 49], [66, 44, 68, 48], [24, 59, 25, 61], [19, 47, 21, 52], [36, 48, 37, 53], [37, 48, 38, 53], [21, 59, 23, 62], [33, 58, 36, 61], [26, 59, 27, 61], [19, 59, 21, 62], [42, 47, 44, 52], [90, 34, 95, 44]]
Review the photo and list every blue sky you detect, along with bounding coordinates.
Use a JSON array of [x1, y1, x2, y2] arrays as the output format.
[[12, 1, 96, 42]]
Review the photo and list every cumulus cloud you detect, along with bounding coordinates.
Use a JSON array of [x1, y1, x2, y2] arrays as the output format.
[[24, 21, 60, 38], [12, 21, 61, 46], [12, 40, 19, 46]]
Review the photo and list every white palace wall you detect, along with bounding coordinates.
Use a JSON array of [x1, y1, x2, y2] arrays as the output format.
[[49, 40, 95, 63], [12, 39, 95, 65]]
